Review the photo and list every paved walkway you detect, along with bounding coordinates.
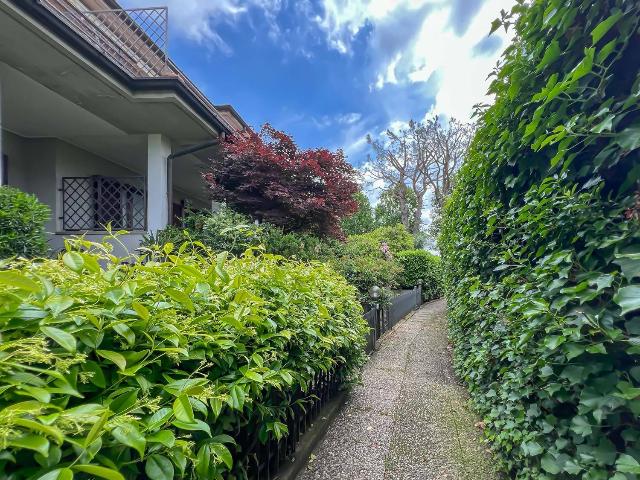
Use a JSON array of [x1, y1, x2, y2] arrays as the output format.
[[297, 300, 499, 480]]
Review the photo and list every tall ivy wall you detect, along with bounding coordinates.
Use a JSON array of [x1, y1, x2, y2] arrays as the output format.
[[440, 0, 640, 478]]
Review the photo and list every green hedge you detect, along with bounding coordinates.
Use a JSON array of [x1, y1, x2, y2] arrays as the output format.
[[0, 186, 50, 259], [0, 239, 367, 479], [440, 1, 640, 478], [396, 250, 442, 301]]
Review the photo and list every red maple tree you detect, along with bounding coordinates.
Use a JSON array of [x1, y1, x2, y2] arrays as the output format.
[[202, 124, 359, 238]]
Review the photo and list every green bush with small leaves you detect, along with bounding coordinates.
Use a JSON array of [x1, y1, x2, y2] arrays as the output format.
[[0, 237, 367, 479], [0, 186, 50, 259], [396, 250, 442, 301], [440, 1, 640, 478]]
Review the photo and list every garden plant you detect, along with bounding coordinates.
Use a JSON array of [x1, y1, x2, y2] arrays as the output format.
[[0, 186, 50, 259], [0, 237, 367, 479], [440, 0, 640, 478]]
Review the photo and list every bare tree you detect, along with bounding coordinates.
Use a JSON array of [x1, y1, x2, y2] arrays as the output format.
[[365, 117, 474, 236]]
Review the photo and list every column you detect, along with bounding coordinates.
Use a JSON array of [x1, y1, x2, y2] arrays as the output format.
[[147, 134, 171, 233], [0, 75, 4, 185]]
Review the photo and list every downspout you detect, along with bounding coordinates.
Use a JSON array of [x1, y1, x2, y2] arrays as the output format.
[[165, 135, 223, 224]]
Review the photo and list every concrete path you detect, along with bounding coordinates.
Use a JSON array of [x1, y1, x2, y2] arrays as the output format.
[[296, 300, 499, 480]]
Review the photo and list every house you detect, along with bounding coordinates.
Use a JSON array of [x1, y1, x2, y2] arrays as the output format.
[[0, 0, 247, 255]]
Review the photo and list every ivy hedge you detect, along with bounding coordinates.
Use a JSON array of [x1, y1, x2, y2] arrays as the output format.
[[396, 250, 442, 301], [0, 239, 367, 479], [440, 0, 640, 479]]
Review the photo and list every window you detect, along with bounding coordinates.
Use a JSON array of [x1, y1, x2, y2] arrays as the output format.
[[61, 176, 146, 231]]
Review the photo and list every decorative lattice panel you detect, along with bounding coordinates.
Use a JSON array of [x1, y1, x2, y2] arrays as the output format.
[[40, 1, 168, 78], [62, 176, 146, 231]]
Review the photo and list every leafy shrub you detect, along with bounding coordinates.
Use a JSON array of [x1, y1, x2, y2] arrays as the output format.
[[341, 191, 376, 236], [144, 208, 341, 262], [396, 250, 442, 301], [0, 237, 367, 479], [440, 1, 640, 478], [329, 254, 403, 300], [0, 186, 50, 259], [344, 224, 415, 258]]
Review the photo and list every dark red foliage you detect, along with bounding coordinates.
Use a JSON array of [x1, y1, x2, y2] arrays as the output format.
[[202, 124, 359, 238]]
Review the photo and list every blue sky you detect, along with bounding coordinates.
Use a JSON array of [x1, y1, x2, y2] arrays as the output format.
[[123, 0, 514, 168]]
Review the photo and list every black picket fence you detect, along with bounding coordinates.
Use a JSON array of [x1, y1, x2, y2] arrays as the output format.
[[364, 285, 423, 353], [244, 285, 423, 479], [241, 369, 342, 479]]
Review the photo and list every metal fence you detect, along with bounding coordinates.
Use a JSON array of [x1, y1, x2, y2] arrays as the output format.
[[61, 176, 146, 231], [40, 1, 169, 78], [241, 368, 342, 479], [364, 284, 423, 353], [241, 286, 423, 478]]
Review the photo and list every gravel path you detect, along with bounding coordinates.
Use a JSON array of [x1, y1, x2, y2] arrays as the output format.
[[296, 299, 499, 480]]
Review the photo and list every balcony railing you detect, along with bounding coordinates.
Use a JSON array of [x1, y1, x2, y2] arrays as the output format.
[[61, 176, 146, 231], [39, 0, 168, 78]]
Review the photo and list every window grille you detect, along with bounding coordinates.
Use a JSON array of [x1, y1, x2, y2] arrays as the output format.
[[61, 176, 146, 231]]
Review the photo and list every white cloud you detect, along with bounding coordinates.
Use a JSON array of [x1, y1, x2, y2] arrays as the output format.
[[315, 0, 515, 121], [336, 112, 363, 125]]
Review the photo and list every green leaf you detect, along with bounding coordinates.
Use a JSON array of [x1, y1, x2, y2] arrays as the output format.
[[147, 430, 175, 448], [0, 270, 41, 292], [44, 296, 74, 316], [196, 444, 212, 479], [227, 385, 245, 411], [166, 288, 195, 312], [570, 47, 594, 82], [96, 350, 127, 371], [614, 286, 640, 315], [544, 335, 565, 350], [7, 434, 50, 457], [173, 395, 194, 423], [37, 468, 74, 480], [112, 322, 135, 345], [112, 423, 146, 459], [145, 454, 174, 480], [489, 18, 501, 35], [616, 454, 640, 474], [146, 408, 172, 430], [172, 419, 211, 436], [591, 10, 622, 44], [243, 370, 263, 382], [570, 415, 592, 436], [132, 301, 150, 320], [210, 442, 233, 470], [72, 465, 125, 480], [616, 125, 640, 152], [541, 453, 561, 474], [13, 418, 63, 445], [41, 326, 76, 352], [62, 252, 84, 272], [537, 40, 560, 71]]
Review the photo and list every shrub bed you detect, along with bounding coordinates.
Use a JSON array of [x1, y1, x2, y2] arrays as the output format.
[[396, 250, 442, 301], [440, 1, 640, 478], [0, 239, 367, 479], [0, 186, 50, 259]]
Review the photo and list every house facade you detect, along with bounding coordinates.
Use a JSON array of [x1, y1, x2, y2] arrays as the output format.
[[0, 0, 246, 255]]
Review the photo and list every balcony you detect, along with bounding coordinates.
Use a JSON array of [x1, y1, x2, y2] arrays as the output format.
[[39, 0, 169, 78], [61, 176, 146, 231]]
